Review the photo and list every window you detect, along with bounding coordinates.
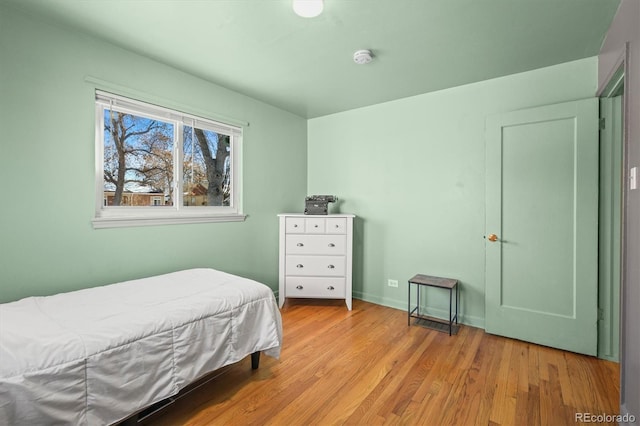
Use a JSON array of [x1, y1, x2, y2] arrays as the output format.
[[93, 91, 244, 228]]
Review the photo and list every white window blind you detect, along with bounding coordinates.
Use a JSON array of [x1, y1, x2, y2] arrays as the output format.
[[96, 91, 242, 137]]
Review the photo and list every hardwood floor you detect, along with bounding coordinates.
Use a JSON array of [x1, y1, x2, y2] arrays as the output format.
[[140, 299, 620, 426]]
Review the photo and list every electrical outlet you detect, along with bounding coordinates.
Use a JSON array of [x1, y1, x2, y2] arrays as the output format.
[[388, 279, 398, 288]]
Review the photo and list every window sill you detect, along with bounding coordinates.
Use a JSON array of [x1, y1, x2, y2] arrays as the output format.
[[92, 213, 247, 229]]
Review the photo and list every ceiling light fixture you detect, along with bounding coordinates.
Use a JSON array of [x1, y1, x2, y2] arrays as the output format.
[[293, 0, 324, 18], [353, 49, 373, 65]]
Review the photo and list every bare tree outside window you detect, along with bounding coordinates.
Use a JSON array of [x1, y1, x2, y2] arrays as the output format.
[[103, 111, 173, 206], [184, 127, 231, 207]]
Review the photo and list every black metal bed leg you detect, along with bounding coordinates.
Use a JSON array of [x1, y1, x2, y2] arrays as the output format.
[[251, 351, 260, 370]]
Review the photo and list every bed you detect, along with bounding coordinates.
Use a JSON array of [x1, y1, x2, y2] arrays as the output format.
[[0, 268, 283, 425]]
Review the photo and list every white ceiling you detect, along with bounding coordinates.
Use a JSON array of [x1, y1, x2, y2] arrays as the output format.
[[2, 0, 620, 118]]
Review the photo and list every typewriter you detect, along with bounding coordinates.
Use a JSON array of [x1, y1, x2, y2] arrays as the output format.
[[304, 195, 338, 215]]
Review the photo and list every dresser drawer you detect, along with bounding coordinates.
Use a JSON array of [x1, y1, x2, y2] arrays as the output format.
[[285, 217, 305, 233], [304, 218, 326, 233], [326, 217, 347, 234], [285, 277, 346, 298], [286, 235, 346, 255], [285, 255, 345, 276], [286, 217, 329, 234]]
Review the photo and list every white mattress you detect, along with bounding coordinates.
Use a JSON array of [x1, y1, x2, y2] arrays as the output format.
[[0, 268, 282, 425]]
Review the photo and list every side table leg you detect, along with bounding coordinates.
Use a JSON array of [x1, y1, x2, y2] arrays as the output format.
[[449, 287, 453, 336], [456, 283, 459, 325], [407, 281, 411, 326]]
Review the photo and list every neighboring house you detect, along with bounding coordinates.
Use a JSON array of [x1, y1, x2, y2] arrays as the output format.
[[183, 183, 208, 206], [103, 190, 165, 207], [103, 184, 222, 207]]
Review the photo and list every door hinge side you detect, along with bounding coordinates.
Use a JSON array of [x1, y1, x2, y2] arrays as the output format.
[[599, 117, 606, 130]]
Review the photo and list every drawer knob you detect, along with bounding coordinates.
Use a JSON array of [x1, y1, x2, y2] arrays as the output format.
[[327, 264, 335, 269], [327, 286, 335, 290], [296, 264, 304, 268], [328, 243, 335, 247], [296, 285, 303, 290], [294, 224, 298, 228], [314, 224, 319, 228], [335, 224, 339, 228], [297, 243, 304, 247]]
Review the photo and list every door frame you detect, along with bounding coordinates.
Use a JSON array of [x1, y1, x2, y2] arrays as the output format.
[[598, 95, 623, 361], [596, 42, 629, 418]]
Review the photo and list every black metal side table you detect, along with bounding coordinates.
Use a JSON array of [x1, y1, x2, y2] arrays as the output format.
[[408, 274, 459, 335]]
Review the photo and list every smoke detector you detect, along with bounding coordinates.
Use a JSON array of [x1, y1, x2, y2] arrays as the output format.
[[353, 49, 373, 65]]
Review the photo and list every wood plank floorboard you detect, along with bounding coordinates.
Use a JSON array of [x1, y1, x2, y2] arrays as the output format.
[[140, 299, 620, 426]]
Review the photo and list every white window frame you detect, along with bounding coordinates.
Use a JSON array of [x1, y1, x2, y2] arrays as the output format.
[[93, 91, 245, 229]]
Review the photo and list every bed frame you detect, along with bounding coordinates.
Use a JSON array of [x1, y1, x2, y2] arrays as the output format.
[[118, 351, 262, 425], [0, 269, 282, 425]]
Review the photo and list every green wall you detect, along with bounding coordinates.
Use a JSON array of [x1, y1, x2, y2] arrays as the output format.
[[307, 57, 600, 329], [0, 5, 307, 303], [0, 4, 620, 361]]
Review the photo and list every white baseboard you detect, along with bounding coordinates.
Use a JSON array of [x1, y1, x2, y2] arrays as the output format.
[[275, 287, 483, 330], [353, 290, 485, 329]]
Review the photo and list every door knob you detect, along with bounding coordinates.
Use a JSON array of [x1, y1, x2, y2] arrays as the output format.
[[488, 234, 499, 242]]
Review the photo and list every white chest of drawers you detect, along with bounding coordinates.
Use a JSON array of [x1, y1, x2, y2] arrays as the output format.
[[278, 214, 355, 310]]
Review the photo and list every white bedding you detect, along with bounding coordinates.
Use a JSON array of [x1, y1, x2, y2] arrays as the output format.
[[0, 268, 283, 425]]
